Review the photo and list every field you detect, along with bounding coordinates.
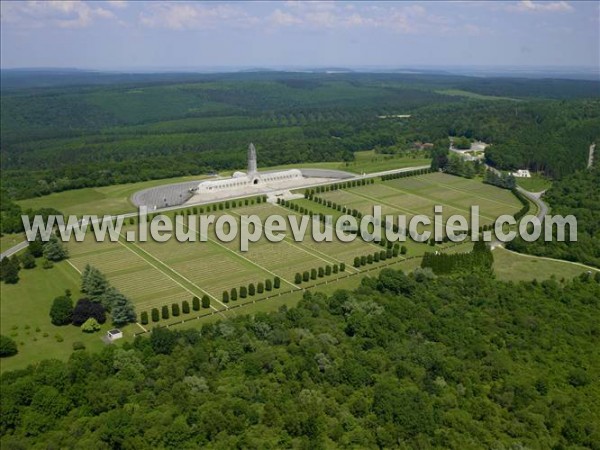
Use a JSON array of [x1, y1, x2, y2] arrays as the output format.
[[515, 174, 553, 192], [3, 171, 593, 371], [17, 174, 209, 217], [15, 151, 430, 218], [58, 172, 521, 316], [435, 89, 519, 102], [0, 233, 22, 254], [0, 261, 119, 373], [319, 172, 523, 226], [492, 247, 598, 281]]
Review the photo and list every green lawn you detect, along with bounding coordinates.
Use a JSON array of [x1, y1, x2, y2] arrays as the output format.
[[257, 150, 431, 174], [492, 247, 597, 281], [5, 172, 578, 370], [436, 89, 519, 102], [516, 174, 553, 192], [17, 174, 211, 217], [0, 233, 23, 254], [16, 151, 431, 218], [0, 261, 133, 373]]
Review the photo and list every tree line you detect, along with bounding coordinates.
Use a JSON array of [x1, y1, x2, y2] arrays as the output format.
[[1, 267, 599, 447]]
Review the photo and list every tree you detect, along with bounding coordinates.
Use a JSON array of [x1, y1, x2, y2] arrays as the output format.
[[248, 283, 256, 296], [318, 267, 325, 277], [172, 303, 180, 317], [222, 291, 229, 303], [49, 293, 74, 326], [140, 311, 149, 325], [295, 273, 302, 284], [21, 251, 36, 269], [325, 266, 332, 276], [240, 286, 247, 298], [150, 327, 176, 355], [193, 296, 201, 310], [203, 296, 211, 308], [161, 305, 169, 320], [182, 301, 190, 314], [72, 299, 106, 326], [257, 282, 264, 293], [265, 279, 272, 291], [274, 277, 281, 289], [43, 235, 68, 262], [0, 335, 18, 357], [110, 291, 136, 326], [311, 269, 317, 280], [29, 238, 44, 257], [82, 266, 109, 301], [231, 288, 238, 301], [1, 257, 20, 284], [303, 271, 310, 282], [340, 262, 346, 272], [81, 318, 101, 333], [151, 308, 160, 322]]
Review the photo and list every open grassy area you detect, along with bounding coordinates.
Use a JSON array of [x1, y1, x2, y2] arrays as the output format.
[[0, 233, 23, 254], [516, 174, 553, 192], [17, 174, 211, 217], [319, 172, 522, 227], [269, 150, 430, 174], [4, 172, 570, 371], [0, 260, 133, 373], [57, 173, 515, 324], [492, 247, 598, 281], [15, 150, 431, 219], [435, 89, 519, 102]]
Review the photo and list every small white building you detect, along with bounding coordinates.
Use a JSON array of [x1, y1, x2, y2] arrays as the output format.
[[511, 169, 531, 178], [107, 329, 123, 341]]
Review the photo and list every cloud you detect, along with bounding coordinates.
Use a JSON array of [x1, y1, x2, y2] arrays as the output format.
[[262, 2, 476, 35], [268, 9, 302, 27], [1, 0, 117, 29], [106, 1, 128, 9], [139, 3, 258, 30], [507, 1, 574, 13]]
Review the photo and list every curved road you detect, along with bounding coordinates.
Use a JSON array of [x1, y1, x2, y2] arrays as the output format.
[[516, 186, 548, 221]]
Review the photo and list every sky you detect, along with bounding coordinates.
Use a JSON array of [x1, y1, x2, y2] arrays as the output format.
[[1, 1, 598, 70]]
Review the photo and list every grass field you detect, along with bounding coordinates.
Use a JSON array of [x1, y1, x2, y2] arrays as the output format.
[[0, 261, 128, 373], [492, 247, 598, 281], [318, 172, 522, 227], [268, 150, 431, 174], [436, 89, 519, 102], [16, 151, 430, 218], [17, 174, 211, 217], [0, 233, 22, 254], [3, 172, 579, 372], [516, 174, 553, 192]]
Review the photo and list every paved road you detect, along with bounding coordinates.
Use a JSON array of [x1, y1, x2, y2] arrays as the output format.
[[0, 164, 430, 260], [516, 186, 548, 221], [487, 186, 548, 251]]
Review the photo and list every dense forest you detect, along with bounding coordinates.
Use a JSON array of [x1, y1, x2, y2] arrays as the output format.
[[1, 269, 599, 448], [1, 72, 599, 199], [508, 166, 600, 268]]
